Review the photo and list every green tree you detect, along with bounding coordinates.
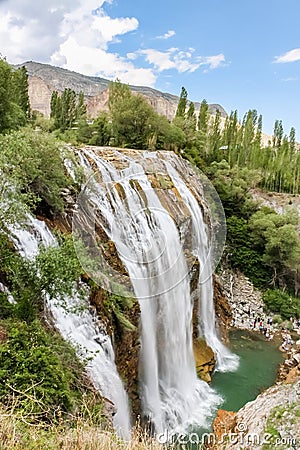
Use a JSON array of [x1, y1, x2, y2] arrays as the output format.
[[0, 58, 26, 132], [50, 89, 86, 132], [12, 66, 31, 120], [208, 109, 222, 161], [197, 99, 210, 156], [249, 208, 300, 289], [89, 112, 111, 146], [108, 79, 161, 149], [175, 86, 188, 118], [0, 129, 71, 214]]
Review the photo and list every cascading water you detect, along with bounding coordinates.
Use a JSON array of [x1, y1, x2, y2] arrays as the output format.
[[74, 147, 228, 434], [164, 160, 239, 372], [9, 216, 131, 439]]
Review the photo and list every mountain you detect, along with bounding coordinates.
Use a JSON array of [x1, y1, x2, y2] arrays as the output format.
[[17, 61, 227, 120]]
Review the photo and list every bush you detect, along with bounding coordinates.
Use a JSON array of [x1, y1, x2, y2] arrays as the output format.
[[263, 289, 300, 320], [0, 319, 84, 421], [226, 216, 272, 287], [0, 128, 72, 214]]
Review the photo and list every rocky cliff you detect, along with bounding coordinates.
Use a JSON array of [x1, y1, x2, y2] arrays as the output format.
[[53, 146, 227, 420], [210, 381, 300, 450], [17, 61, 227, 120]]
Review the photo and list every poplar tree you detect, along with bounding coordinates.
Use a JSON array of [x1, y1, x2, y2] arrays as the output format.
[[175, 87, 188, 118], [12, 66, 31, 120]]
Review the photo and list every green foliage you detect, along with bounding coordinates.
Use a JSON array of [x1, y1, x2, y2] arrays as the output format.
[[0, 319, 85, 420], [175, 86, 188, 118], [103, 291, 136, 332], [109, 80, 153, 148], [50, 89, 86, 132], [249, 208, 300, 287], [108, 79, 174, 150], [226, 216, 272, 287], [0, 128, 72, 214], [0, 231, 84, 323], [35, 234, 85, 300], [0, 58, 30, 132], [263, 289, 300, 319], [207, 161, 261, 217], [12, 66, 31, 121], [88, 112, 111, 146]]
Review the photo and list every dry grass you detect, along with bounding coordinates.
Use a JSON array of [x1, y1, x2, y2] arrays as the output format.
[[0, 406, 173, 450]]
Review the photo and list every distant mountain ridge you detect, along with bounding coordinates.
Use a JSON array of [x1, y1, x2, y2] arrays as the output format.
[[17, 61, 227, 120]]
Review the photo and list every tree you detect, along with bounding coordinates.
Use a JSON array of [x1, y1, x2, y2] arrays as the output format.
[[50, 89, 86, 132], [196, 99, 209, 155], [273, 119, 283, 149], [108, 80, 163, 149], [208, 109, 221, 161], [76, 91, 86, 120], [0, 129, 71, 214], [12, 66, 31, 120], [175, 86, 188, 118], [89, 112, 111, 146], [0, 58, 27, 132], [249, 208, 300, 289]]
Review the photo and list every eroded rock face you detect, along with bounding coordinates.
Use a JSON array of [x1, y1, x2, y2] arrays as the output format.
[[209, 382, 300, 450], [52, 146, 228, 417], [20, 61, 227, 120], [213, 275, 232, 344], [194, 339, 216, 382], [219, 269, 265, 330], [90, 288, 141, 419]]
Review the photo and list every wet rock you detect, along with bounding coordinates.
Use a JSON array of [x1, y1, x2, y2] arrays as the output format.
[[193, 339, 216, 382]]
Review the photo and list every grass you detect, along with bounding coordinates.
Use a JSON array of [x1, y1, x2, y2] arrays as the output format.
[[0, 403, 172, 450]]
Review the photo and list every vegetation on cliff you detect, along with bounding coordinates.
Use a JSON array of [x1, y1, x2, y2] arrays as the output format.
[[0, 56, 299, 444]]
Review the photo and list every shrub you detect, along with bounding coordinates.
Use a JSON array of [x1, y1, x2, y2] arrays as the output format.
[[263, 289, 300, 320], [0, 319, 84, 421], [0, 128, 72, 214]]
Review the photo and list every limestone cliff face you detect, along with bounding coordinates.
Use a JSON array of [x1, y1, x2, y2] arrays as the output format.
[[28, 76, 53, 117], [18, 61, 227, 120], [210, 381, 300, 450]]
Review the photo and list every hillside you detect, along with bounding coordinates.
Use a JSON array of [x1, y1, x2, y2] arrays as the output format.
[[16, 61, 227, 120]]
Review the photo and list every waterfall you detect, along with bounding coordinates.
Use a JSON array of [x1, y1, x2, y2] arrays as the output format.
[[164, 161, 239, 372], [74, 148, 223, 434], [9, 216, 131, 439], [0, 282, 16, 304]]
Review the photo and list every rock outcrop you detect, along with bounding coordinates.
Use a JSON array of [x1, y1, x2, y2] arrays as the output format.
[[219, 269, 266, 330], [211, 381, 300, 450], [17, 61, 227, 120], [194, 339, 216, 382]]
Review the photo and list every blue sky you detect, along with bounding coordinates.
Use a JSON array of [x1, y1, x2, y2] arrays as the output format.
[[1, 0, 300, 137]]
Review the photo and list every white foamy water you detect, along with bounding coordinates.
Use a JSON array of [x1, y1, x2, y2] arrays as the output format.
[[10, 216, 131, 439], [74, 148, 223, 434]]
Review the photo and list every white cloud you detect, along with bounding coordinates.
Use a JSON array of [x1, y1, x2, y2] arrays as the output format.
[[0, 0, 153, 85], [274, 48, 300, 63], [0, 0, 226, 86], [138, 48, 225, 73], [140, 49, 176, 71], [198, 54, 226, 70], [55, 37, 156, 86], [282, 76, 298, 82], [156, 30, 176, 40]]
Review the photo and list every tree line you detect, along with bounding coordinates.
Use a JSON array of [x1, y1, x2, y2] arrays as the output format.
[[0, 57, 299, 314]]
